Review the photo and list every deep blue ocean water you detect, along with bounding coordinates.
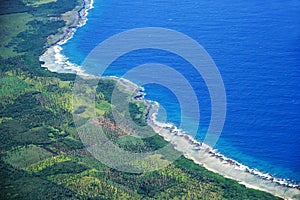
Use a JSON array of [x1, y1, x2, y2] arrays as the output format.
[[62, 0, 300, 182]]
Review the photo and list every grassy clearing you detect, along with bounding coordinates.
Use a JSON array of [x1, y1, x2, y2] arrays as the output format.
[[0, 13, 32, 58], [3, 145, 53, 169]]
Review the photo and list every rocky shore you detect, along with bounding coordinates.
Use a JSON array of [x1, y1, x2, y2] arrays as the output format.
[[47, 0, 94, 47]]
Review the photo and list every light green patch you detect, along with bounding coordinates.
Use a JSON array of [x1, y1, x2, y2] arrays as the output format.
[[73, 98, 96, 119], [0, 76, 30, 98], [0, 117, 12, 124], [2, 145, 53, 169], [72, 84, 98, 118], [134, 154, 171, 172], [40, 91, 73, 114], [95, 100, 111, 116], [117, 135, 144, 146], [69, 154, 109, 171], [48, 169, 132, 199], [22, 0, 57, 6], [58, 80, 71, 88], [0, 13, 32, 58], [25, 153, 71, 173], [159, 165, 189, 182]]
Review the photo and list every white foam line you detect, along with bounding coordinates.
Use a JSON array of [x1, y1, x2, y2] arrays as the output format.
[[40, 0, 94, 74]]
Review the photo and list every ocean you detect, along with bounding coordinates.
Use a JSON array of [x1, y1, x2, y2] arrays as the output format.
[[62, 0, 300, 182]]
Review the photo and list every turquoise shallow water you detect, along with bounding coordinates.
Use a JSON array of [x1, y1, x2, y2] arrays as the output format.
[[62, 0, 300, 182]]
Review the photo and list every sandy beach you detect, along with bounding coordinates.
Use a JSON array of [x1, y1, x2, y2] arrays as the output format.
[[38, 0, 300, 199]]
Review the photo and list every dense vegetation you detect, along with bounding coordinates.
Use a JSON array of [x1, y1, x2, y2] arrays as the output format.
[[0, 0, 282, 199]]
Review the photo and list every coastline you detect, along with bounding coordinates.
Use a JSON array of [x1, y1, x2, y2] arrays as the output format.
[[40, 0, 93, 74], [38, 1, 300, 199], [147, 102, 300, 199]]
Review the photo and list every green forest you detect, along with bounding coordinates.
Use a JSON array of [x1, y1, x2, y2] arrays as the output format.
[[0, 0, 282, 199]]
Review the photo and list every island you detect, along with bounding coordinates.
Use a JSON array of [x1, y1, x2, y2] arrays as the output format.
[[0, 0, 299, 199]]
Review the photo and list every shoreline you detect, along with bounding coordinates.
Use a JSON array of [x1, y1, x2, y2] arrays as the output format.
[[40, 0, 93, 74], [38, 1, 300, 199], [146, 102, 300, 199], [47, 0, 94, 47]]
